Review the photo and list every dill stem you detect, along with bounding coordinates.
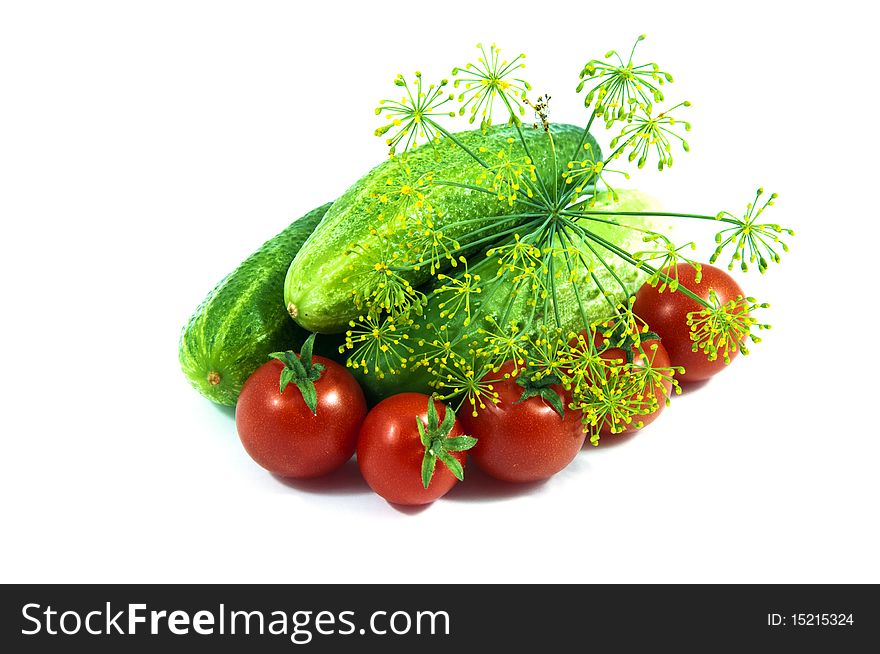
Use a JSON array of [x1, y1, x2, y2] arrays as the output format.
[[547, 221, 561, 327], [562, 229, 618, 315], [556, 228, 591, 329], [432, 123, 490, 169], [431, 180, 547, 212], [577, 209, 735, 224], [500, 94, 554, 206], [562, 219, 631, 297], [550, 131, 558, 203], [496, 216, 553, 329], [446, 212, 545, 229], [578, 228, 712, 309], [559, 220, 626, 312], [571, 111, 597, 163], [455, 220, 540, 255]]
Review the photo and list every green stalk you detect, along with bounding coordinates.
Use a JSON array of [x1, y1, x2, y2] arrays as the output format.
[[580, 227, 712, 310]]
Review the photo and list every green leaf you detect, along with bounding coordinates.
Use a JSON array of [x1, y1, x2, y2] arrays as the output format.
[[444, 435, 478, 452], [416, 417, 429, 447], [437, 450, 464, 481], [516, 372, 561, 390], [438, 402, 456, 436], [279, 367, 296, 394], [516, 387, 565, 419], [288, 353, 308, 378], [300, 333, 317, 368], [269, 351, 295, 368], [515, 387, 540, 402], [296, 380, 319, 415], [426, 397, 439, 431], [537, 388, 565, 419], [421, 451, 437, 489]]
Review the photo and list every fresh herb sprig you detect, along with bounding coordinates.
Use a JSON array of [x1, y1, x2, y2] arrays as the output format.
[[340, 37, 792, 443]]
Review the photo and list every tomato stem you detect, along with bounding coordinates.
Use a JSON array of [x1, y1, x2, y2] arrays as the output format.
[[417, 399, 477, 488], [268, 333, 325, 415]]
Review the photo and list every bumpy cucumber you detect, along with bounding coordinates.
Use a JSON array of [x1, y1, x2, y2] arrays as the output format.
[[352, 191, 659, 401], [285, 123, 595, 333], [179, 204, 331, 405]]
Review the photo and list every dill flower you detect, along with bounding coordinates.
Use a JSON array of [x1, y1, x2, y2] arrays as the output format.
[[375, 72, 455, 156], [452, 43, 531, 130]]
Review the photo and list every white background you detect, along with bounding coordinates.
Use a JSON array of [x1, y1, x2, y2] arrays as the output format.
[[2, 0, 877, 584]]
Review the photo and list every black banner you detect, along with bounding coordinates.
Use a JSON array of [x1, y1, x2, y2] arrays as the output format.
[[1, 584, 875, 651]]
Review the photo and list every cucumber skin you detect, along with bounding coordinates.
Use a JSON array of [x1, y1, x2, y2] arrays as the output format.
[[353, 191, 659, 402], [179, 204, 332, 406], [285, 123, 595, 333]]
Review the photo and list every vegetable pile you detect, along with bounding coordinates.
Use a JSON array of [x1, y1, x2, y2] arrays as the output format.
[[179, 37, 794, 506]]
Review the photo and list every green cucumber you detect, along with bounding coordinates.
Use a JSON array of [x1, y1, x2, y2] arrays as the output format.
[[351, 190, 659, 401], [179, 204, 331, 406], [284, 123, 595, 333]]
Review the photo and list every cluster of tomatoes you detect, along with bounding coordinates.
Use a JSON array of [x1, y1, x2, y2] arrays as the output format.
[[235, 263, 746, 506]]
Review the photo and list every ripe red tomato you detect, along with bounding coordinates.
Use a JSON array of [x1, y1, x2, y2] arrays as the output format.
[[596, 335, 673, 436], [459, 361, 586, 483], [632, 263, 746, 382], [235, 344, 367, 479], [357, 393, 473, 505]]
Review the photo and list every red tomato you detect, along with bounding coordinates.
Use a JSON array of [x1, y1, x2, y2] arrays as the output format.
[[235, 354, 367, 478], [357, 393, 469, 505], [460, 361, 586, 483], [632, 263, 746, 382], [596, 335, 673, 436]]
